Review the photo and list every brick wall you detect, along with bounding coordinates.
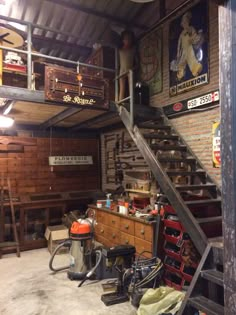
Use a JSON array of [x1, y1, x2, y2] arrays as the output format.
[[150, 0, 221, 186], [0, 136, 100, 195]]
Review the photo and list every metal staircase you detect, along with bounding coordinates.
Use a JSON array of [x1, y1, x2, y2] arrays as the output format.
[[116, 104, 224, 314]]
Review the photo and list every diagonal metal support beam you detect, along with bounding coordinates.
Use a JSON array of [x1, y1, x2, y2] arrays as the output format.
[[45, 0, 148, 30], [40, 107, 84, 130]]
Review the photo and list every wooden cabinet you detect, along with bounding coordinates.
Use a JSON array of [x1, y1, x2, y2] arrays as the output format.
[[1, 191, 99, 253], [89, 204, 154, 258]]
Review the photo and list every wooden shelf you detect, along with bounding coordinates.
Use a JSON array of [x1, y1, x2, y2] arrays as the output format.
[[125, 189, 151, 194]]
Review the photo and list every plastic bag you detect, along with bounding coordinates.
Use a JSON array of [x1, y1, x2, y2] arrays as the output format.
[[137, 286, 185, 315]]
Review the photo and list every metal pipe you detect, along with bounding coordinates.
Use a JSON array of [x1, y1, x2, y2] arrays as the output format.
[[117, 96, 131, 104], [129, 69, 134, 128], [27, 24, 32, 90], [0, 45, 28, 55]]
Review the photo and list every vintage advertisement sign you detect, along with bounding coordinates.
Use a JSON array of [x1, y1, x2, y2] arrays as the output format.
[[139, 27, 162, 95], [49, 156, 93, 166], [169, 1, 208, 96], [212, 122, 221, 168], [163, 90, 219, 117], [45, 66, 109, 109]]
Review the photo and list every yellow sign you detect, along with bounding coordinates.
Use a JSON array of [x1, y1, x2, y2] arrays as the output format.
[[63, 95, 96, 105], [212, 122, 220, 168]]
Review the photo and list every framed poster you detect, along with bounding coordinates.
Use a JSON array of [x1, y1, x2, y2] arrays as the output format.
[[169, 1, 208, 96], [139, 28, 162, 96]]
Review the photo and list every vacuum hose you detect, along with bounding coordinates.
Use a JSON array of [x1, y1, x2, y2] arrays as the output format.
[[78, 250, 103, 287], [49, 239, 72, 272]]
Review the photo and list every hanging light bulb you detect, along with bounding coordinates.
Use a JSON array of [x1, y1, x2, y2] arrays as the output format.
[[0, 115, 14, 128]]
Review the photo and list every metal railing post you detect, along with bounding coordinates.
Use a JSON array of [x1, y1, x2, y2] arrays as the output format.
[[129, 69, 134, 128], [115, 48, 119, 102], [27, 24, 32, 90]]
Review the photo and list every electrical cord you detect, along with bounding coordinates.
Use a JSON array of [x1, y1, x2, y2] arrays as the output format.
[[78, 250, 103, 287]]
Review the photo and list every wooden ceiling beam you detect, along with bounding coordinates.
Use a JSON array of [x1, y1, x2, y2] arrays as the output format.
[[40, 108, 83, 129], [70, 111, 118, 131], [45, 0, 148, 30]]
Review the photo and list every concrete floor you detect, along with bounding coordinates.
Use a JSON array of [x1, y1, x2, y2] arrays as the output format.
[[0, 248, 137, 315]]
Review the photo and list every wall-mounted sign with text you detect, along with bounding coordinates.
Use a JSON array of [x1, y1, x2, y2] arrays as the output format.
[[49, 156, 93, 166], [163, 90, 219, 117]]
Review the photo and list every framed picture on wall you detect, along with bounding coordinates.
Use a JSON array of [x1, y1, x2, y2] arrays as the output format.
[[139, 27, 162, 96], [169, 1, 209, 96]]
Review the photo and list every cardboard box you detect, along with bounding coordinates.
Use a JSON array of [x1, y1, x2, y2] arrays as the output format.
[[44, 225, 69, 255]]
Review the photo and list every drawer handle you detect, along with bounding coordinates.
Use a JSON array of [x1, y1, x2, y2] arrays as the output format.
[[111, 220, 116, 224], [125, 239, 129, 244], [125, 224, 129, 229], [112, 233, 116, 238], [140, 229, 145, 235], [100, 229, 104, 234]]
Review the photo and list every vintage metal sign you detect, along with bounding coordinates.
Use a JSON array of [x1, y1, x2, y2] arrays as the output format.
[[45, 66, 109, 109], [49, 156, 93, 166], [169, 1, 209, 96], [212, 122, 221, 168], [163, 90, 219, 117]]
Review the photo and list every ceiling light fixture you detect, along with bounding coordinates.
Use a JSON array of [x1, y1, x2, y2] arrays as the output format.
[[0, 115, 14, 128], [2, 100, 15, 115]]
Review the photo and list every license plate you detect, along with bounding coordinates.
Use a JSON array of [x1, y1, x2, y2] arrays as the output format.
[[187, 91, 219, 109]]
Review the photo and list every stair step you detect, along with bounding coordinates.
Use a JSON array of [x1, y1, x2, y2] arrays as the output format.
[[196, 216, 222, 224], [0, 241, 18, 248], [150, 144, 186, 151], [201, 269, 223, 286], [159, 157, 196, 163], [167, 170, 206, 176], [185, 198, 221, 206], [143, 134, 179, 140], [188, 296, 224, 315], [175, 184, 216, 191], [139, 122, 171, 130]]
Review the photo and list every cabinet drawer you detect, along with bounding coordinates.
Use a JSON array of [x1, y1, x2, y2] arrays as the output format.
[[96, 234, 111, 248], [96, 210, 108, 225], [135, 222, 152, 242], [107, 214, 120, 229], [95, 222, 106, 237], [120, 218, 134, 235], [120, 232, 135, 246], [134, 238, 152, 258], [106, 226, 120, 245]]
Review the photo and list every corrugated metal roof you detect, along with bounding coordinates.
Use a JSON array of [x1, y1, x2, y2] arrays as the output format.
[[0, 0, 184, 62]]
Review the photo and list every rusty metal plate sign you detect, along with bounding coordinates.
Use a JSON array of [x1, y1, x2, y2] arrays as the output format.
[[45, 66, 109, 109]]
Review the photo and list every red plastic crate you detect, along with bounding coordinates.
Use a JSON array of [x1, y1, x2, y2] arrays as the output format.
[[164, 270, 183, 291], [163, 205, 176, 214], [163, 218, 184, 231], [164, 241, 182, 261], [180, 263, 197, 282], [163, 225, 184, 245], [164, 255, 182, 274]]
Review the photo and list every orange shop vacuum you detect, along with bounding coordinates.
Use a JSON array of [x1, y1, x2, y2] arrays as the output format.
[[49, 216, 102, 283]]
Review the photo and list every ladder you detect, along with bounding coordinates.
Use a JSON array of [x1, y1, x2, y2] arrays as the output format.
[[0, 175, 20, 258]]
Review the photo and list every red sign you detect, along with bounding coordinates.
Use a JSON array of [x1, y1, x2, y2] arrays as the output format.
[[173, 103, 183, 112]]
